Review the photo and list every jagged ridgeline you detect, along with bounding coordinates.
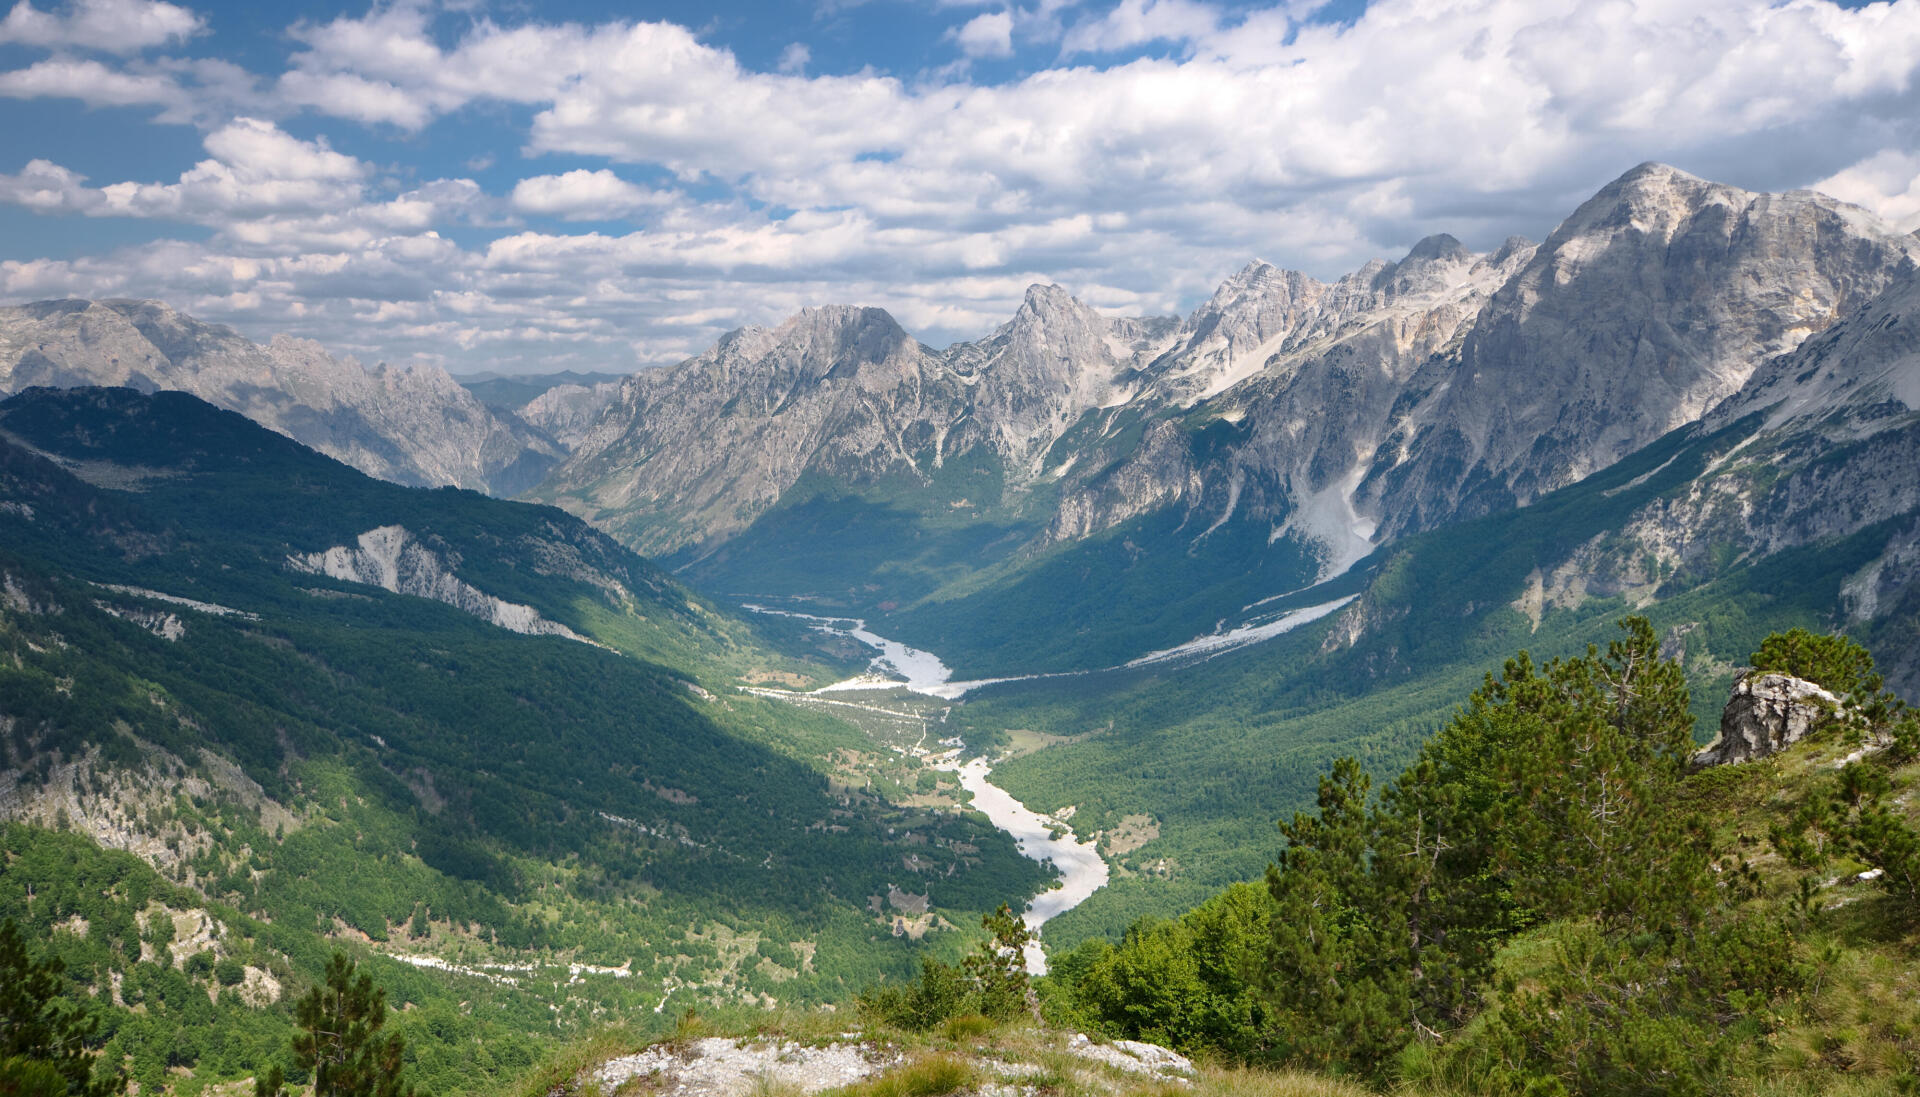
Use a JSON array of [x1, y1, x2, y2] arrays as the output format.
[[0, 387, 1046, 1094], [526, 164, 1920, 676]]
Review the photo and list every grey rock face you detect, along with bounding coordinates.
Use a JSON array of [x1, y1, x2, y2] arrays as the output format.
[[518, 380, 625, 450], [1694, 672, 1845, 767], [544, 291, 1171, 556], [1362, 163, 1919, 539], [546, 166, 1918, 583], [1520, 263, 1920, 639], [0, 299, 563, 495], [287, 525, 587, 641], [1053, 232, 1537, 566]]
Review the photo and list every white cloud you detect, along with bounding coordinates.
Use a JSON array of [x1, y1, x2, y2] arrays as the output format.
[[0, 56, 184, 108], [0, 0, 201, 54], [7, 0, 1920, 374], [0, 158, 93, 212], [0, 53, 255, 124], [510, 170, 671, 221], [954, 11, 1014, 57], [1816, 150, 1920, 234], [1061, 0, 1220, 55], [777, 42, 810, 74], [276, 69, 435, 129]]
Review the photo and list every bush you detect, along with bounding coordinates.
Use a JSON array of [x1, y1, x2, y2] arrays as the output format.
[[858, 905, 1033, 1031], [215, 958, 247, 987]]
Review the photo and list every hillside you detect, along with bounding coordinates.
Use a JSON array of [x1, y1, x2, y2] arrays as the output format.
[[0, 387, 1047, 1095], [491, 624, 1920, 1097]]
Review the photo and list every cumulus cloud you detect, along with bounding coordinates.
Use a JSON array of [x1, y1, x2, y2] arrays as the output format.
[[954, 11, 1014, 57], [7, 0, 1920, 374], [1061, 0, 1220, 55], [510, 169, 671, 221], [0, 56, 184, 108], [0, 0, 200, 54], [0, 118, 490, 254], [1816, 150, 1920, 234]]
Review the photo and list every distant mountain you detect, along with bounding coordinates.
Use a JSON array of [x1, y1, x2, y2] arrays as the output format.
[[0, 300, 565, 495], [534, 163, 1920, 675], [538, 292, 1177, 559], [9, 165, 1915, 678], [456, 369, 630, 412]]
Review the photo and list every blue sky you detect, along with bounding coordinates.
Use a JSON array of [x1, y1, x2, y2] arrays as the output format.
[[1, 0, 1918, 374]]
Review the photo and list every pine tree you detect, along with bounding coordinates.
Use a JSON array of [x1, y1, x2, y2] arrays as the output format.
[[0, 918, 122, 1097], [256, 952, 418, 1097]]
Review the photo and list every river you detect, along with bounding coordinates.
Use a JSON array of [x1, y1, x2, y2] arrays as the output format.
[[742, 596, 1353, 972]]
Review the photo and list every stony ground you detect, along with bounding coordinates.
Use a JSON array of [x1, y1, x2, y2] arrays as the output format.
[[585, 1030, 1195, 1097]]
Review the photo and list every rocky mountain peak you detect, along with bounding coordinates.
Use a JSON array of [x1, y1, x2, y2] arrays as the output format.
[[1551, 161, 1739, 243], [1017, 282, 1082, 316], [758, 305, 918, 381], [1369, 234, 1478, 297], [1362, 160, 1920, 540], [1402, 233, 1471, 265]]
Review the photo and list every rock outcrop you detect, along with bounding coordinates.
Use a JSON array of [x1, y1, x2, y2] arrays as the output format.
[[1693, 672, 1846, 767], [287, 525, 588, 642]]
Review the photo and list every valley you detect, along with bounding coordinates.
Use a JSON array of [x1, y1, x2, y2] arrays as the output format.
[[4, 159, 1920, 1096]]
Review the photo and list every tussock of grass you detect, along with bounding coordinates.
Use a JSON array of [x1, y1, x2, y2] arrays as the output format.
[[939, 1014, 998, 1042], [505, 1024, 650, 1097], [825, 1054, 976, 1097]]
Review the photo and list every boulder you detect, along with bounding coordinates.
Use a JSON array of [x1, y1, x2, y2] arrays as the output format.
[[1693, 672, 1844, 767]]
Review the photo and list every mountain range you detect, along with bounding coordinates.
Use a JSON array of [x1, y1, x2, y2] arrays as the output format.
[[7, 161, 1920, 1092], [8, 165, 1914, 653]]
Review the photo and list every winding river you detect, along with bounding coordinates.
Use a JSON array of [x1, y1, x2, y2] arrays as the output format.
[[742, 595, 1353, 972]]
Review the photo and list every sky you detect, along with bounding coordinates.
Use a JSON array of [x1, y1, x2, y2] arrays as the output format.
[[1, 0, 1918, 376]]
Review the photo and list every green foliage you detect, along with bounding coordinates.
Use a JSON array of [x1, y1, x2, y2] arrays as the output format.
[[0, 1056, 71, 1097], [1050, 883, 1271, 1060], [257, 953, 418, 1097], [1045, 619, 1857, 1095], [1750, 629, 1883, 699], [1256, 618, 1707, 1080], [0, 919, 123, 1097], [858, 905, 1034, 1031], [1430, 915, 1806, 1097]]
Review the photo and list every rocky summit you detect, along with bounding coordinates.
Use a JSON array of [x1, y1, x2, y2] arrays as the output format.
[[524, 164, 1920, 600]]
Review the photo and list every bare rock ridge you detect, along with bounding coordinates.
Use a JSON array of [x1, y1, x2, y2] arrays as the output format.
[[1359, 162, 1920, 539], [0, 299, 563, 495]]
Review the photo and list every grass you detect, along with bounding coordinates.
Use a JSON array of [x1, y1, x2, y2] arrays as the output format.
[[504, 1023, 652, 1097], [823, 1054, 977, 1097]]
